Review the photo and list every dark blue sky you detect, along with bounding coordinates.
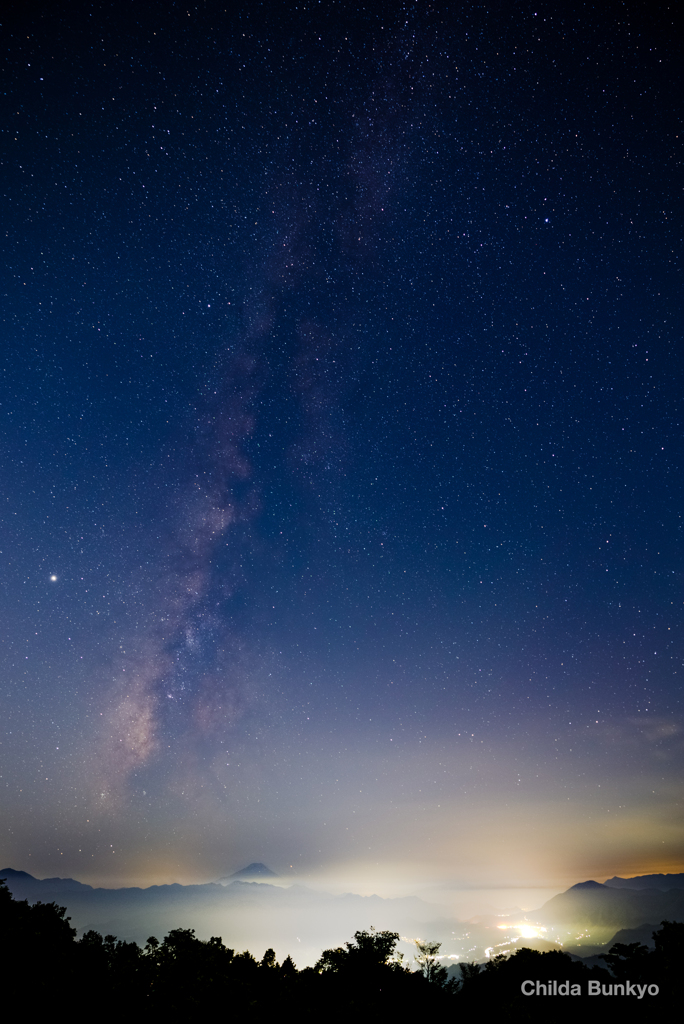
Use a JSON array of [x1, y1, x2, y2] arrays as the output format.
[[1, 0, 682, 889]]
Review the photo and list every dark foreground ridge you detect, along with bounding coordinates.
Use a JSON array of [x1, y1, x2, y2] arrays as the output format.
[[1, 876, 681, 1022]]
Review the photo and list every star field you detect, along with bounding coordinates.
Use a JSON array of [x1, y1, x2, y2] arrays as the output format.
[[1, 1, 682, 888]]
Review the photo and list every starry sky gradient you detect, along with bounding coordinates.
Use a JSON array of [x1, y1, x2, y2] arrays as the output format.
[[1, 1, 683, 890]]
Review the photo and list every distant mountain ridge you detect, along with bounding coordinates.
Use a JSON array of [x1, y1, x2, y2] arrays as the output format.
[[0, 867, 439, 965], [3, 867, 683, 966], [536, 880, 684, 937], [0, 867, 95, 894], [604, 872, 684, 890]]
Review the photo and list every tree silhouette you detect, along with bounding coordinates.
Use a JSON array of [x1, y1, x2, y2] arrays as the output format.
[[260, 947, 277, 968], [315, 927, 404, 974], [0, 877, 77, 1006], [415, 939, 449, 986], [458, 959, 482, 984], [600, 940, 651, 983], [653, 919, 684, 975]]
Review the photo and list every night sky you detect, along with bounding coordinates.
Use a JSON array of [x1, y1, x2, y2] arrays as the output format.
[[2, 1, 682, 896]]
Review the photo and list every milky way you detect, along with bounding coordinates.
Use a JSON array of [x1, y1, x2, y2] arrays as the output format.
[[1, 1, 682, 888]]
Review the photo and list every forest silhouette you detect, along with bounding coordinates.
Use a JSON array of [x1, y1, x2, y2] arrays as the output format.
[[2, 878, 679, 1021]]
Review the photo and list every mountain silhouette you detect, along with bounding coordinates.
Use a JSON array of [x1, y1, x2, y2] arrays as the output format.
[[0, 867, 94, 894], [3, 867, 683, 966], [536, 879, 684, 937], [604, 872, 684, 890], [218, 863, 278, 882], [0, 867, 438, 965]]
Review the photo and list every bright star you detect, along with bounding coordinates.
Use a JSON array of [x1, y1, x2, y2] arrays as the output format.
[[50, 575, 58, 581]]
